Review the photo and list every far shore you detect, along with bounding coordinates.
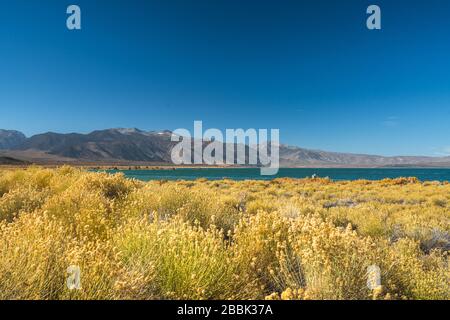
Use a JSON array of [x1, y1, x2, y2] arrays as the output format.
[[1, 163, 450, 170]]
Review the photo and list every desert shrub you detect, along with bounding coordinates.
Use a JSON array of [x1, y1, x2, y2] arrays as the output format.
[[0, 166, 448, 300], [378, 239, 449, 300], [0, 213, 70, 299], [289, 218, 377, 300], [75, 171, 140, 200], [0, 186, 50, 222], [262, 215, 380, 300], [41, 188, 115, 241], [430, 197, 447, 208], [233, 211, 292, 295], [61, 240, 149, 300], [115, 216, 258, 299], [245, 199, 278, 215]]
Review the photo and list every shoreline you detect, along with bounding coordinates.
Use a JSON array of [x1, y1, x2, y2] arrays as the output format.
[[2, 164, 450, 170]]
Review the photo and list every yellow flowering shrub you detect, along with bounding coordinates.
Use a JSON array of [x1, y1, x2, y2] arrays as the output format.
[[115, 216, 258, 299], [0, 166, 448, 300]]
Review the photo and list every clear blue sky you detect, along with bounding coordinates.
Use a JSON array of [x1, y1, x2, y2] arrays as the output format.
[[1, 0, 449, 156]]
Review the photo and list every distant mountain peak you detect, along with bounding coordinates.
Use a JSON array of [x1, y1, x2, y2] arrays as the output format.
[[154, 130, 173, 136], [0, 129, 27, 150], [109, 128, 173, 137], [0, 129, 26, 137], [113, 128, 144, 135], [0, 128, 449, 167]]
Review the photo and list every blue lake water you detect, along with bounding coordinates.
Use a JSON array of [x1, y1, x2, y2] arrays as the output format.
[[103, 168, 450, 182]]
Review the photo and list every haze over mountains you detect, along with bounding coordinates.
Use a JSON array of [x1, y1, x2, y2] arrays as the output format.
[[0, 128, 449, 167]]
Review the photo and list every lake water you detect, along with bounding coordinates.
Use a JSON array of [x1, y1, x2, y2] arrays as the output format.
[[103, 168, 450, 182]]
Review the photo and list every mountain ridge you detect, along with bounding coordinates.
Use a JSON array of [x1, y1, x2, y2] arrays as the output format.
[[1, 128, 449, 167]]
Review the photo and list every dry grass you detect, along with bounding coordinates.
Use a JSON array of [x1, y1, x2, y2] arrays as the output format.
[[0, 166, 448, 300]]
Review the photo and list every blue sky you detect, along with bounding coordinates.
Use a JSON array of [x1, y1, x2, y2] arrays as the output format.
[[0, 0, 449, 156]]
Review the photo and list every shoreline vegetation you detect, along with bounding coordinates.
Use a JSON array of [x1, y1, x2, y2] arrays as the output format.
[[0, 166, 448, 300]]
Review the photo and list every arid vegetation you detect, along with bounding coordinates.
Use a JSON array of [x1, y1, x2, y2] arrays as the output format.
[[0, 166, 448, 300]]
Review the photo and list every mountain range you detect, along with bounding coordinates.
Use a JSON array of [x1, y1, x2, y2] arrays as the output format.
[[0, 128, 449, 167]]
